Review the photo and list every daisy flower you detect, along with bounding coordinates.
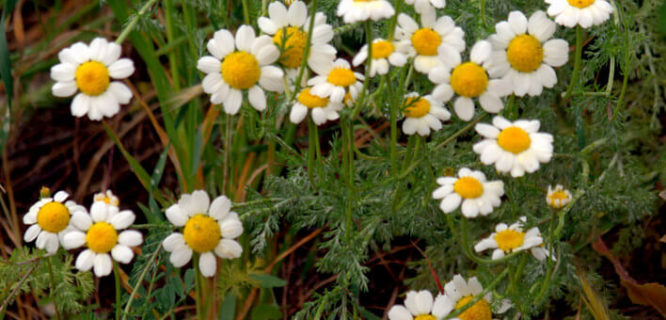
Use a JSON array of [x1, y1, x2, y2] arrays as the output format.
[[63, 202, 143, 277], [94, 190, 119, 207], [405, 0, 445, 14], [353, 38, 408, 77], [432, 167, 504, 218], [23, 190, 84, 254], [474, 217, 545, 260], [337, 0, 395, 23], [428, 40, 511, 121], [395, 8, 465, 74], [50, 38, 134, 120], [437, 275, 493, 320], [486, 11, 569, 97], [546, 184, 572, 209], [401, 93, 450, 136], [162, 191, 243, 277], [258, 1, 336, 77], [473, 116, 554, 177], [290, 87, 344, 125], [308, 58, 364, 103], [197, 25, 284, 115], [388, 290, 450, 320], [545, 0, 614, 29]]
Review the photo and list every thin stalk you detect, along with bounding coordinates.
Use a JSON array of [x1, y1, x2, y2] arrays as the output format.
[[307, 117, 317, 186], [390, 65, 410, 176], [562, 26, 583, 103], [163, 0, 180, 91], [223, 114, 233, 196], [387, 0, 401, 40], [350, 21, 374, 118], [115, 0, 158, 44], [113, 261, 122, 320], [508, 254, 527, 295], [122, 245, 161, 320], [291, 0, 318, 100], [46, 257, 61, 320], [434, 114, 486, 149], [193, 255, 203, 319], [241, 0, 250, 25]]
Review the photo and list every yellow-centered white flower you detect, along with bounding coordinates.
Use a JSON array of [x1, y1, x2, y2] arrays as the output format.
[[162, 191, 243, 277], [432, 167, 504, 218], [405, 0, 445, 14], [197, 25, 284, 115], [395, 7, 465, 74], [473, 116, 554, 177], [546, 184, 572, 209], [63, 201, 142, 277], [487, 11, 569, 97], [337, 0, 395, 23], [94, 190, 120, 207], [474, 216, 546, 261], [388, 290, 450, 320], [23, 191, 85, 254], [437, 275, 494, 320], [258, 1, 336, 78], [401, 93, 450, 136], [50, 38, 134, 120], [290, 87, 344, 125], [545, 0, 613, 28], [353, 38, 408, 77], [428, 40, 511, 121], [308, 58, 364, 103]]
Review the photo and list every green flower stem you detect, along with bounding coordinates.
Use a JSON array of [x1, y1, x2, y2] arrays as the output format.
[[241, 0, 250, 25], [351, 21, 374, 119], [562, 26, 583, 103], [443, 268, 510, 320], [507, 254, 527, 295], [46, 256, 61, 320], [390, 64, 410, 176], [307, 117, 318, 186], [388, 0, 401, 40], [193, 255, 203, 319], [223, 113, 233, 196], [113, 261, 122, 320], [434, 114, 486, 149], [114, 0, 158, 44], [291, 0, 318, 100], [342, 118, 355, 240], [122, 245, 161, 320]]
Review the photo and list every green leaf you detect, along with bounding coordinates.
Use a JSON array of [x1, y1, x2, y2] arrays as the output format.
[[219, 292, 237, 320], [102, 122, 152, 191], [0, 0, 17, 152], [250, 304, 282, 320], [249, 273, 287, 288]]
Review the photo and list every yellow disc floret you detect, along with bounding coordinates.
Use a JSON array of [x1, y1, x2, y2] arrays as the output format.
[[273, 27, 307, 69], [37, 202, 71, 233], [497, 126, 531, 154], [75, 61, 110, 96], [221, 51, 261, 90], [184, 214, 221, 253], [567, 0, 595, 8], [547, 190, 570, 208], [411, 28, 441, 56], [86, 222, 118, 253], [506, 34, 544, 73], [327, 68, 357, 87], [450, 62, 489, 98], [414, 315, 437, 320], [494, 229, 525, 252], [402, 97, 431, 118], [455, 296, 492, 320], [454, 177, 484, 199], [371, 40, 395, 59], [298, 88, 329, 108]]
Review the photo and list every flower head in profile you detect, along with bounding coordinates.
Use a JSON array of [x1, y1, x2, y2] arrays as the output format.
[[486, 11, 569, 97], [474, 217, 545, 260], [401, 93, 450, 136], [197, 25, 284, 115], [545, 0, 613, 28], [50, 38, 134, 120], [432, 167, 504, 218], [258, 1, 336, 81], [395, 8, 465, 74], [94, 190, 119, 207], [473, 116, 553, 177], [308, 58, 364, 103], [546, 184, 572, 209], [337, 0, 395, 23], [353, 38, 408, 77], [63, 201, 143, 277], [163, 191, 243, 277], [290, 87, 344, 125], [23, 190, 85, 254], [388, 290, 449, 320], [428, 40, 511, 121], [437, 275, 494, 320], [405, 0, 445, 14]]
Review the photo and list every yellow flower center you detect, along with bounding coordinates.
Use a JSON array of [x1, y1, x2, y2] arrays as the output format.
[[548, 191, 570, 208], [454, 176, 484, 199], [221, 51, 261, 90], [506, 34, 544, 73], [402, 97, 431, 118], [273, 26, 307, 69], [494, 229, 525, 252], [567, 0, 595, 8], [37, 202, 71, 233], [411, 28, 441, 56], [297, 88, 329, 109], [183, 214, 221, 253], [371, 40, 395, 59], [454, 296, 492, 320], [450, 62, 489, 98], [327, 68, 357, 87], [75, 61, 110, 96], [497, 126, 531, 154], [414, 315, 437, 320], [86, 222, 118, 253], [284, 0, 295, 5]]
